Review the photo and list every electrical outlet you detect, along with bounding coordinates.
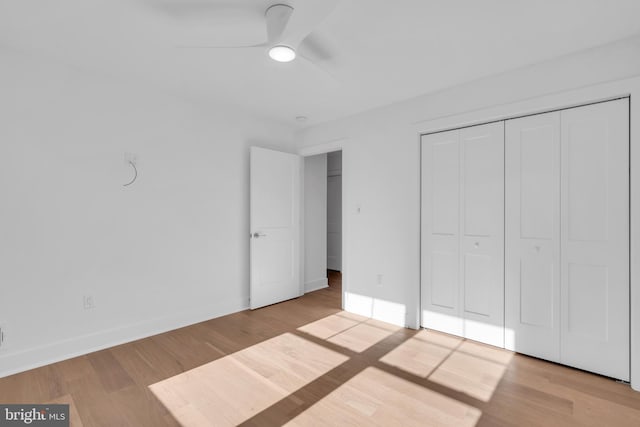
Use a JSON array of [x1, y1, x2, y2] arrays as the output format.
[[83, 295, 96, 310], [377, 274, 383, 286]]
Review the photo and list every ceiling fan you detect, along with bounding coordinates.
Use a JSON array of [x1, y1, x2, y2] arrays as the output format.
[[175, 1, 340, 75]]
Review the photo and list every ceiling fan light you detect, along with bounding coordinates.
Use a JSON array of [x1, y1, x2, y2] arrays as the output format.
[[269, 45, 296, 62]]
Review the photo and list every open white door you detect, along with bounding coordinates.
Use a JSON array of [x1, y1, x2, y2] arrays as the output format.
[[250, 146, 302, 309]]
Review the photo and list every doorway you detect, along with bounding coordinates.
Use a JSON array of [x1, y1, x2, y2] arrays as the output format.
[[327, 151, 342, 273], [326, 151, 342, 297], [303, 150, 343, 307]]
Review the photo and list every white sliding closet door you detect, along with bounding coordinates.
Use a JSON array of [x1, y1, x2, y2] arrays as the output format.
[[560, 99, 629, 380], [505, 112, 561, 361], [460, 123, 505, 347], [421, 122, 504, 347], [423, 98, 629, 378], [421, 129, 463, 336]]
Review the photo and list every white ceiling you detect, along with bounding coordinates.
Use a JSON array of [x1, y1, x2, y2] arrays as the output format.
[[2, 0, 640, 127]]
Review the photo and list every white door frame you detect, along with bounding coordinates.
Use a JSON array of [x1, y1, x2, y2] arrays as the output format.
[[299, 139, 347, 309], [414, 75, 640, 391]]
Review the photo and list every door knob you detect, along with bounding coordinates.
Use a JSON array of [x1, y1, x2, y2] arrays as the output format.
[[474, 242, 480, 248], [252, 232, 267, 238]]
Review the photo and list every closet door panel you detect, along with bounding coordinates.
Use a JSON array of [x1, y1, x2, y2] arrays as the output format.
[[432, 141, 459, 235], [421, 130, 463, 336], [505, 112, 561, 361], [463, 129, 502, 236], [460, 122, 505, 347], [430, 247, 458, 309], [560, 99, 629, 380]]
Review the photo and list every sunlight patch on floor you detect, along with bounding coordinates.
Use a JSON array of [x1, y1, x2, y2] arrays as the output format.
[[297, 312, 365, 339], [379, 330, 513, 402], [380, 329, 463, 377], [284, 367, 481, 427], [429, 340, 514, 402], [149, 333, 348, 427], [298, 311, 401, 353], [327, 319, 401, 352]]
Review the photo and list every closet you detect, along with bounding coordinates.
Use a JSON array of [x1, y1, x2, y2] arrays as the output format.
[[421, 98, 630, 380], [421, 121, 505, 348], [505, 99, 629, 380]]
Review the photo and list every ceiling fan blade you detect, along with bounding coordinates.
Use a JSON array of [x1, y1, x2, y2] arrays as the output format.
[[265, 4, 293, 44], [150, 2, 260, 22], [148, 1, 267, 47], [279, 0, 341, 48], [176, 43, 266, 49], [298, 52, 338, 84], [298, 33, 333, 63]]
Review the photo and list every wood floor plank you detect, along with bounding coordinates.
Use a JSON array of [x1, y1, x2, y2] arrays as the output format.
[[49, 394, 84, 427], [1, 272, 639, 426], [86, 349, 135, 393], [285, 367, 481, 427]]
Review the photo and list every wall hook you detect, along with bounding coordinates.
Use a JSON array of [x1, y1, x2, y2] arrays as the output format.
[[123, 160, 138, 187]]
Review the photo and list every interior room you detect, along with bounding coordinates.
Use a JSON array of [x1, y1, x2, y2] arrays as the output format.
[[2, 1, 640, 426]]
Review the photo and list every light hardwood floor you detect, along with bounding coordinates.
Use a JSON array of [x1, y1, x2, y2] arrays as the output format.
[[1, 270, 640, 426]]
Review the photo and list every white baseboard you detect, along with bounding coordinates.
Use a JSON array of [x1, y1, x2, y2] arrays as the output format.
[[305, 277, 329, 293], [0, 297, 248, 379]]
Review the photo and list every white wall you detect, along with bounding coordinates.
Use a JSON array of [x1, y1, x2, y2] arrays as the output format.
[[303, 154, 328, 292], [297, 35, 640, 390], [0, 48, 295, 377]]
